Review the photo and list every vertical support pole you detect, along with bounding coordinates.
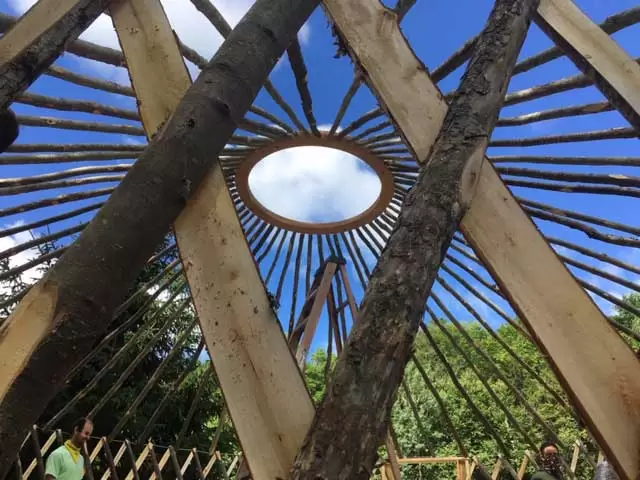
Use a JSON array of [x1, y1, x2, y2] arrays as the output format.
[[123, 441, 140, 480], [169, 447, 183, 480], [295, 263, 338, 369], [456, 459, 467, 480], [102, 438, 119, 480], [29, 427, 44, 480], [109, 1, 315, 479], [517, 451, 530, 479], [570, 440, 581, 473], [491, 457, 502, 480], [385, 436, 403, 480]]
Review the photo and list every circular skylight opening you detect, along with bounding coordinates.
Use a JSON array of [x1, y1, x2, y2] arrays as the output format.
[[248, 146, 381, 224], [235, 137, 395, 234]]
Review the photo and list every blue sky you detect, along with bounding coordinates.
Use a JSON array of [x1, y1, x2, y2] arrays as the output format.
[[1, 0, 639, 359]]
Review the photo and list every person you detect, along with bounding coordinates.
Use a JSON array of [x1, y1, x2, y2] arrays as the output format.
[[593, 459, 619, 480], [45, 418, 93, 480], [529, 441, 565, 480]]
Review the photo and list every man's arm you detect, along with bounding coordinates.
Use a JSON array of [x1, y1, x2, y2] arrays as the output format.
[[44, 449, 61, 480]]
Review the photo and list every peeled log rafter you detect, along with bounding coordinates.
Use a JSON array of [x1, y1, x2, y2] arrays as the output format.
[[288, 38, 320, 135], [17, 115, 146, 136], [15, 92, 140, 121], [490, 155, 640, 167], [496, 101, 613, 126], [0, 0, 318, 474], [498, 167, 640, 188], [46, 64, 134, 96], [490, 127, 638, 147], [0, 152, 137, 165], [0, 0, 111, 110], [506, 178, 640, 199], [289, 1, 536, 477]]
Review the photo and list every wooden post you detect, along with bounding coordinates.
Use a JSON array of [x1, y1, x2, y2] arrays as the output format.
[[517, 451, 530, 479], [123, 441, 140, 480], [148, 443, 163, 480], [456, 459, 468, 480], [290, 1, 537, 478], [491, 457, 503, 480], [323, 0, 640, 477], [167, 447, 182, 480], [23, 431, 55, 480], [108, 0, 317, 478], [29, 427, 44, 480], [124, 443, 149, 480], [101, 438, 119, 480], [179, 450, 194, 478], [294, 262, 338, 369], [534, 0, 640, 129], [385, 435, 403, 480], [570, 440, 581, 473]]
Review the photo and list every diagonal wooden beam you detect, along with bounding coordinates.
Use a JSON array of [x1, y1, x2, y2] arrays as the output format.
[[109, 0, 315, 479], [534, 0, 640, 130], [0, 0, 110, 110], [323, 1, 640, 479]]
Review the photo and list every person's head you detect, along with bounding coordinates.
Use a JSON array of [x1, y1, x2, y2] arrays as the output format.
[[538, 441, 563, 479], [540, 440, 559, 457], [70, 418, 93, 446]]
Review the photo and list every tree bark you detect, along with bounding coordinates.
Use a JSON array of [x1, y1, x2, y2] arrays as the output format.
[[288, 0, 538, 478], [0, 0, 111, 111], [0, 0, 318, 476]]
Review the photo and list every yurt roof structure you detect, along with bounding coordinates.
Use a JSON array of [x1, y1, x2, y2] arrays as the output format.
[[0, 0, 639, 479]]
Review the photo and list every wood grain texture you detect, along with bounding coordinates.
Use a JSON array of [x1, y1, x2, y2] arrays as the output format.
[[324, 0, 640, 478], [111, 1, 316, 479]]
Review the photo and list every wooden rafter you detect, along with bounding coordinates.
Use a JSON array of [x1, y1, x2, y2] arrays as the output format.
[[109, 1, 315, 479], [0, 0, 110, 110], [534, 0, 640, 129], [323, 0, 640, 478]]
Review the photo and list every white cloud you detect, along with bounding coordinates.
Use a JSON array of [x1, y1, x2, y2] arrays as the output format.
[[7, 0, 312, 79], [248, 145, 382, 224], [0, 225, 45, 294]]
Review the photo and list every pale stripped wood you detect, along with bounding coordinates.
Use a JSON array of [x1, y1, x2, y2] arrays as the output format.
[[149, 446, 170, 480], [0, 0, 83, 63], [537, 0, 640, 122], [101, 443, 126, 480], [23, 431, 55, 480], [124, 443, 149, 480], [110, 1, 314, 479]]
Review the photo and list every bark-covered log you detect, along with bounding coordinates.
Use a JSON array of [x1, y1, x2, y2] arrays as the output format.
[[16, 92, 140, 121], [0, 109, 18, 153], [489, 127, 637, 147], [0, 0, 318, 476], [46, 64, 135, 97], [288, 1, 537, 478], [0, 0, 111, 110], [287, 38, 319, 135]]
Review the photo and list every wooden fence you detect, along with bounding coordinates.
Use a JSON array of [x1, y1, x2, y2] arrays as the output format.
[[13, 426, 235, 480], [379, 438, 597, 479]]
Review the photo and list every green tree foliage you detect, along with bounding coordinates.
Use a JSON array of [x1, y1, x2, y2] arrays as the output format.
[[1, 234, 236, 477], [302, 314, 636, 480]]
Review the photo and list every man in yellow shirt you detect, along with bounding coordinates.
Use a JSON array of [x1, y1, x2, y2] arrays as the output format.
[[45, 418, 93, 480]]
